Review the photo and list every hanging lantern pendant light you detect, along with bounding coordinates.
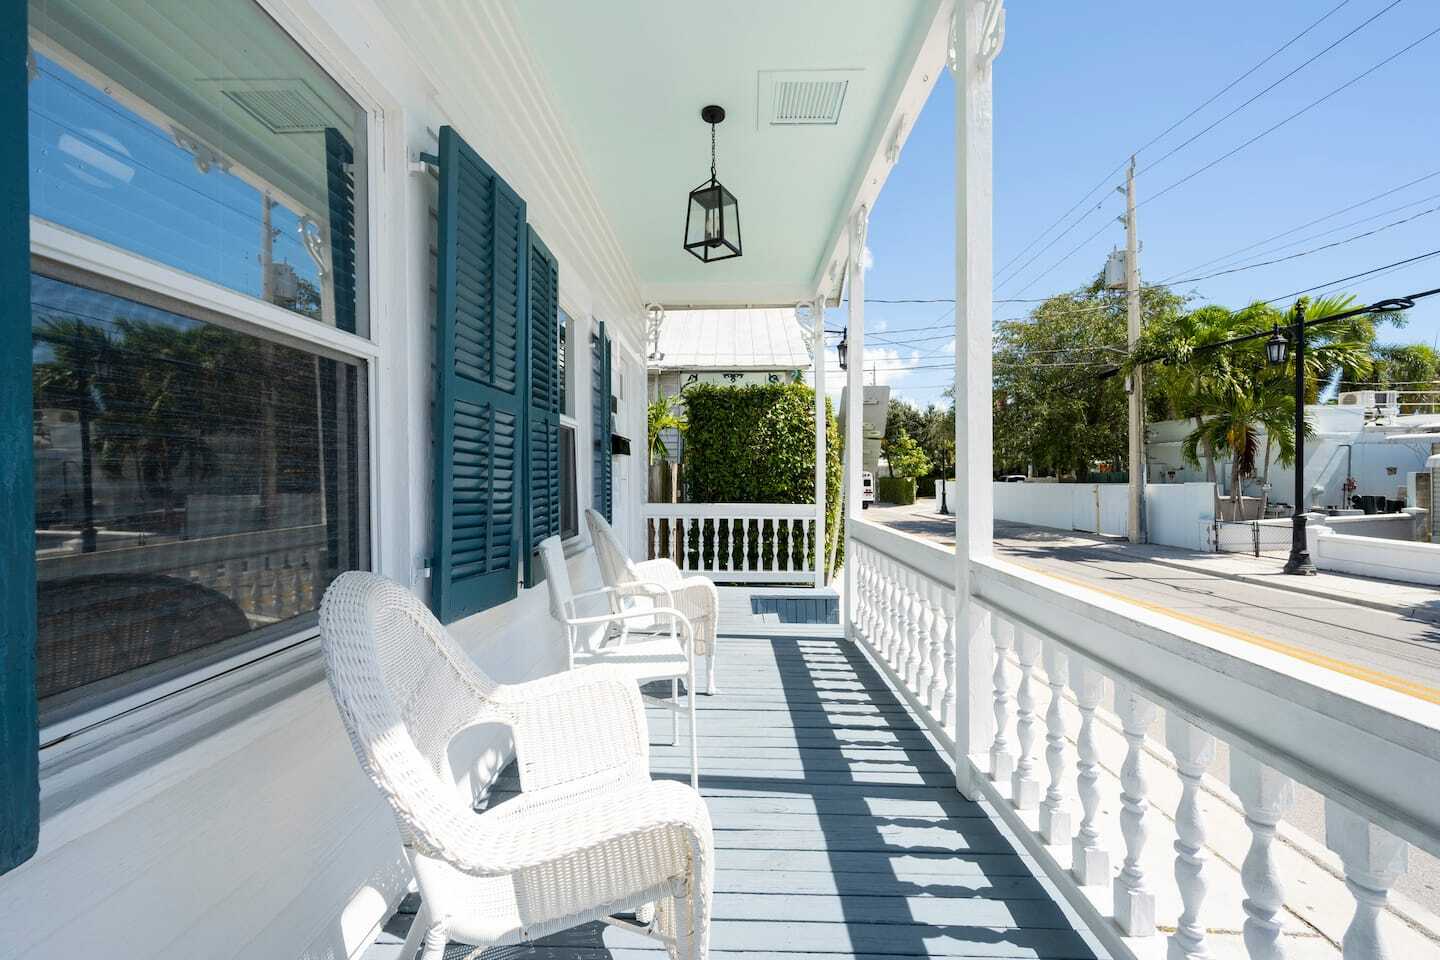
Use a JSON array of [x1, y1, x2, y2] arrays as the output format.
[[684, 105, 742, 263]]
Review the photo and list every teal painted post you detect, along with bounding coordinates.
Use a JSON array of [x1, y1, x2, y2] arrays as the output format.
[[1, 0, 40, 875]]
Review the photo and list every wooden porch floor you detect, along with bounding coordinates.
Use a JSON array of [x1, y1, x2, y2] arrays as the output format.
[[367, 599, 1100, 960]]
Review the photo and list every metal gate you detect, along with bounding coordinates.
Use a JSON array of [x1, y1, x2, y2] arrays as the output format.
[[1213, 519, 1294, 557]]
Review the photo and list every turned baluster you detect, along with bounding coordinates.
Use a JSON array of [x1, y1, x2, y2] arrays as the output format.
[[1230, 749, 1295, 960], [901, 571, 922, 689], [882, 560, 900, 663], [861, 548, 878, 644], [1166, 715, 1215, 960], [1070, 659, 1108, 885], [988, 617, 1015, 783], [894, 567, 913, 673], [1010, 628, 1041, 810], [1325, 800, 1408, 960], [938, 588, 957, 730], [1038, 638, 1070, 845], [1113, 682, 1158, 936], [911, 577, 935, 698], [925, 581, 948, 714]]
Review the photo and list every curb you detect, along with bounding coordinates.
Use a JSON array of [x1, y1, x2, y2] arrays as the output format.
[[1137, 554, 1440, 625]]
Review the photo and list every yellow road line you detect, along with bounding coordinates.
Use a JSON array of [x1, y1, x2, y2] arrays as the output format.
[[1010, 558, 1440, 706]]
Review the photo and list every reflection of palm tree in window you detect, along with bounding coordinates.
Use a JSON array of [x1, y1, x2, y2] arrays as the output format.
[[33, 317, 110, 552]]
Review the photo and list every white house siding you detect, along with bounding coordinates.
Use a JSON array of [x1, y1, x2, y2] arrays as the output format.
[[2, 1, 648, 957]]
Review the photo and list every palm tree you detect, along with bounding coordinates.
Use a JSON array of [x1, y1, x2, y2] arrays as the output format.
[[33, 316, 114, 551], [648, 394, 685, 462], [1182, 378, 1304, 512]]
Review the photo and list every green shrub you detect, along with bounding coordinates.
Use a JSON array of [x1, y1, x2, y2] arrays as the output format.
[[916, 476, 936, 498], [875, 477, 916, 505], [681, 383, 843, 575]]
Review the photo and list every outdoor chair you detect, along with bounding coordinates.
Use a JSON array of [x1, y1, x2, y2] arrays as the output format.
[[586, 508, 721, 695], [538, 536, 699, 788], [319, 572, 713, 960]]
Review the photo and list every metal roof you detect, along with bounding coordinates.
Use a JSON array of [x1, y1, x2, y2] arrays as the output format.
[[651, 308, 813, 371]]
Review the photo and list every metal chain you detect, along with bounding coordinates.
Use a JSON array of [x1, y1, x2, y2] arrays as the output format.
[[710, 122, 717, 182]]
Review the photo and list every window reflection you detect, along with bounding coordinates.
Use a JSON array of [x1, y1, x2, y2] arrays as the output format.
[[27, 0, 368, 333], [32, 273, 368, 706]]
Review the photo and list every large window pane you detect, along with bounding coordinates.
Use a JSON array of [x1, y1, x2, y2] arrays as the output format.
[[27, 0, 369, 334], [32, 272, 368, 711]]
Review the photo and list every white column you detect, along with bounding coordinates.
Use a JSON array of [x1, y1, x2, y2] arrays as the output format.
[[811, 295, 828, 587], [843, 206, 867, 640], [1326, 800, 1408, 960], [950, 0, 1003, 801]]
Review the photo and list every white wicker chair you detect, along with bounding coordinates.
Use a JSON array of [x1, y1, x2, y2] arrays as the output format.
[[586, 508, 721, 695], [538, 535, 699, 789], [320, 572, 713, 960]]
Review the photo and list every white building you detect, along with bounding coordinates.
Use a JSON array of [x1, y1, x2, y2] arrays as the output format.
[[1147, 392, 1439, 511]]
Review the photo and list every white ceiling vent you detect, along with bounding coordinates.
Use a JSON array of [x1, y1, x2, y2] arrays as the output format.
[[203, 79, 342, 134], [758, 70, 859, 127]]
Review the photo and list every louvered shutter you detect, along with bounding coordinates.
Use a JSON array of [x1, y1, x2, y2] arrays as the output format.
[[324, 128, 358, 335], [591, 322, 613, 521], [521, 226, 560, 586], [431, 126, 527, 622], [1, 0, 39, 876]]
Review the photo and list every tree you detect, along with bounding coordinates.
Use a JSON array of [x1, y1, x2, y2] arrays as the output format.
[[993, 277, 1186, 479], [883, 429, 932, 480], [884, 398, 926, 450], [648, 394, 685, 461]]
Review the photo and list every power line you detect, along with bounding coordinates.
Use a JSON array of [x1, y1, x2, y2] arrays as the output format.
[[1138, 0, 1399, 176], [991, 0, 1360, 288], [1142, 24, 1440, 209], [1164, 203, 1440, 286], [1261, 248, 1440, 304], [1007, 218, 1117, 298], [1159, 169, 1440, 281], [995, 198, 1116, 292]]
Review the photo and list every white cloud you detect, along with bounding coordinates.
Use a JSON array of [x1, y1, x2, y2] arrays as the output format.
[[862, 246, 875, 271]]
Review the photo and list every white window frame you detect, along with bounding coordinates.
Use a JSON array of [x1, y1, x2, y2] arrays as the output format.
[[28, 0, 398, 755], [557, 299, 585, 547]]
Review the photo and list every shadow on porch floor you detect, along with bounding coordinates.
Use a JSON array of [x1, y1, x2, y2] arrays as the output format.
[[365, 598, 1101, 960]]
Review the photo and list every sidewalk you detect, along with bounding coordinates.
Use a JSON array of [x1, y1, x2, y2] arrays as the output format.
[[1114, 538, 1440, 625]]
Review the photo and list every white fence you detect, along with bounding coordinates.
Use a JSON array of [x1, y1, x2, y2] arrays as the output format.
[[643, 502, 820, 585], [991, 481, 1130, 537], [847, 517, 1440, 960], [1309, 521, 1440, 586]]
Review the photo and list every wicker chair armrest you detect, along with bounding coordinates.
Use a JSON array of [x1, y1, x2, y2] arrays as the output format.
[[632, 558, 684, 584], [497, 665, 652, 793], [444, 779, 713, 880]]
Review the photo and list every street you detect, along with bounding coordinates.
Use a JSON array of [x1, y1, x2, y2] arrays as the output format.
[[869, 500, 1440, 690]]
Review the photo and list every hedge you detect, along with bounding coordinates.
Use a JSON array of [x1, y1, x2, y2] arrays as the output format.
[[876, 477, 916, 505], [680, 383, 843, 576]]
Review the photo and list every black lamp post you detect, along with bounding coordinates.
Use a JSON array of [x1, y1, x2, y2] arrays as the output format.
[[1265, 303, 1316, 575], [837, 329, 848, 371]]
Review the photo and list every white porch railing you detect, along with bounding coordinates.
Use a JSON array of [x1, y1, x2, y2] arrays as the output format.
[[643, 502, 820, 585], [848, 517, 1440, 960]]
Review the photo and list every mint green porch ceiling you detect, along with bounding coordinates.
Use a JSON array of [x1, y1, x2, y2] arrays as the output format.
[[511, 1, 941, 308]]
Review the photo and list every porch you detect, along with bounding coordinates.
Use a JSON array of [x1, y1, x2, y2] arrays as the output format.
[[367, 599, 1099, 960]]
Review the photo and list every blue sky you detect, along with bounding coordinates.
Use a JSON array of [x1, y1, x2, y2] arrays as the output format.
[[837, 0, 1440, 409]]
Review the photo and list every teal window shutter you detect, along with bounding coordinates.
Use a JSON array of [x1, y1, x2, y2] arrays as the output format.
[[521, 226, 560, 586], [2, 0, 40, 876], [324, 128, 358, 335], [431, 126, 527, 622], [591, 322, 613, 521]]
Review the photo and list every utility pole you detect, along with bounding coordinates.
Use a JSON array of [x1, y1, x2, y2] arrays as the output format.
[[1124, 156, 1144, 543]]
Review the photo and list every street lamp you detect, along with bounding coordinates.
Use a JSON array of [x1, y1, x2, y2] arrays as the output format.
[[837, 329, 848, 371], [1267, 302, 1315, 575]]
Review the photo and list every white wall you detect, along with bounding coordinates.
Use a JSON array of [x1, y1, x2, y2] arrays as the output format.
[[3, 1, 649, 958], [990, 482, 1129, 539], [1144, 482, 1217, 551], [1308, 523, 1440, 586]]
